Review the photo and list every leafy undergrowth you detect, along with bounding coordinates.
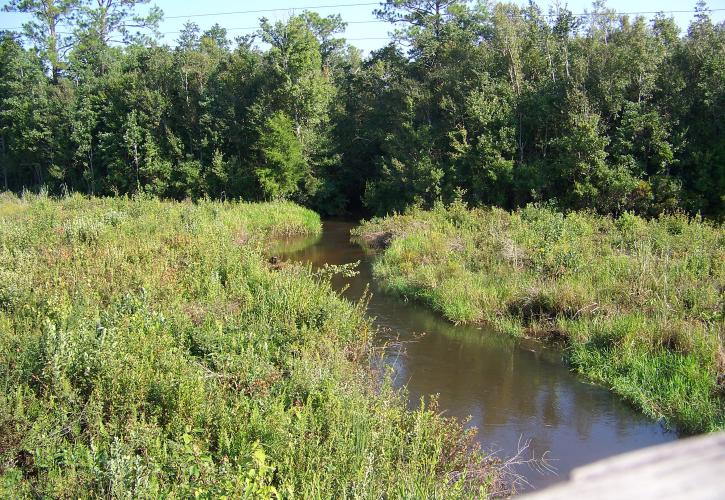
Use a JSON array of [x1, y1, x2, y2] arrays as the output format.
[[0, 193, 501, 498], [354, 201, 725, 433]]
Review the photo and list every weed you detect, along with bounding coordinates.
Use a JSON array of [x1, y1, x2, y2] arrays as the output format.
[[354, 204, 725, 432], [0, 194, 497, 497]]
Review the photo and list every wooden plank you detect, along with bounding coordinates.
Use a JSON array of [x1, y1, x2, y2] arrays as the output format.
[[521, 432, 725, 500]]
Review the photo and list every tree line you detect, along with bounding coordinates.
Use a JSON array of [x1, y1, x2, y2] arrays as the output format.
[[0, 0, 723, 218]]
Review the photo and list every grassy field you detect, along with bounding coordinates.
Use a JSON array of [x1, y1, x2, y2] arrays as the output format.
[[353, 202, 725, 433], [0, 193, 500, 498]]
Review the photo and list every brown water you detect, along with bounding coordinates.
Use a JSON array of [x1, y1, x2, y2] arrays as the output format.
[[280, 221, 677, 492]]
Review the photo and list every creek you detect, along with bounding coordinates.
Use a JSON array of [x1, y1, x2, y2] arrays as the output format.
[[280, 221, 676, 491]]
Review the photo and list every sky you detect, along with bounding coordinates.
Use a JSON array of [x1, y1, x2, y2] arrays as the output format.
[[1, 0, 724, 54]]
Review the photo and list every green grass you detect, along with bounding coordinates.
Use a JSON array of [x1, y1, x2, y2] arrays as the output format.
[[0, 192, 500, 498], [353, 201, 725, 433]]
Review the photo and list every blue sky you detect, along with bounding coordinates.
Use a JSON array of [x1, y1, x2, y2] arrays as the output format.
[[1, 0, 724, 54]]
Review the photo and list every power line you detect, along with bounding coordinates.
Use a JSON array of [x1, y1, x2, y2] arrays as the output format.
[[0, 22, 389, 36], [158, 19, 387, 35], [549, 8, 725, 18], [157, 25, 389, 41], [0, 18, 389, 32], [158, 5, 725, 21], [164, 2, 380, 20], [143, 2, 725, 21], [3, 7, 724, 33]]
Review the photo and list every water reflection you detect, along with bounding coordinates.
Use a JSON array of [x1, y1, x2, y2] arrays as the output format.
[[281, 221, 676, 490]]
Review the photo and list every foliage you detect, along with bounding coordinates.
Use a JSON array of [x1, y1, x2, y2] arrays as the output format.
[[0, 193, 498, 497], [354, 203, 725, 432], [254, 112, 307, 199], [0, 1, 723, 218]]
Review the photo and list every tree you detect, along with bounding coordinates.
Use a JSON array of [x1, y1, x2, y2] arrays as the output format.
[[76, 0, 161, 45], [176, 21, 200, 51], [0, 33, 59, 189], [201, 23, 230, 51], [300, 12, 347, 71], [3, 0, 79, 82], [375, 0, 463, 65], [259, 15, 334, 141], [254, 111, 307, 199], [73, 0, 162, 74], [0, 0, 721, 218], [122, 109, 142, 191]]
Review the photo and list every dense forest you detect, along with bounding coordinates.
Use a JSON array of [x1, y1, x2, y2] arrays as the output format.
[[0, 0, 723, 218]]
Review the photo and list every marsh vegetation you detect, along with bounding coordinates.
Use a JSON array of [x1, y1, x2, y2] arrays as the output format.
[[1, 0, 724, 494], [354, 202, 725, 432], [0, 194, 501, 497]]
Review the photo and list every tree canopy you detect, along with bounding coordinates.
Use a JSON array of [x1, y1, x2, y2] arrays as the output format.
[[1, 0, 723, 218]]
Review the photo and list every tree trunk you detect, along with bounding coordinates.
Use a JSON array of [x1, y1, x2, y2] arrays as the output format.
[[134, 143, 140, 191], [88, 143, 95, 195], [518, 112, 524, 164], [1, 136, 7, 190], [48, 19, 60, 83]]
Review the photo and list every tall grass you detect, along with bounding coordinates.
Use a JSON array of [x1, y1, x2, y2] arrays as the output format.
[[353, 201, 725, 433], [0, 193, 499, 498]]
